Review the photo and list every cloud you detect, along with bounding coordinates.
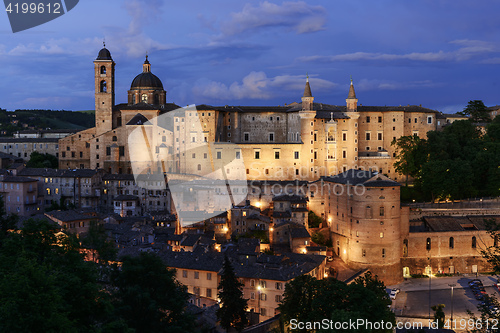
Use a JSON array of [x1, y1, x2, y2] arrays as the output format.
[[481, 57, 500, 64], [438, 104, 465, 114], [7, 37, 104, 56], [124, 0, 163, 35], [299, 51, 452, 63], [192, 72, 335, 100], [356, 79, 441, 91], [19, 96, 74, 108], [298, 39, 500, 64], [221, 1, 327, 36], [99, 0, 173, 57]]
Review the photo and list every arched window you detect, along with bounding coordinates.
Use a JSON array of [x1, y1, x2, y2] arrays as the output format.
[[141, 94, 148, 103], [100, 66, 106, 74], [472, 236, 477, 249], [132, 94, 136, 104], [197, 164, 201, 171], [154, 94, 159, 105], [426, 238, 431, 251], [162, 136, 166, 142], [403, 239, 408, 257], [112, 136, 117, 142], [100, 80, 107, 92], [449, 237, 454, 249]]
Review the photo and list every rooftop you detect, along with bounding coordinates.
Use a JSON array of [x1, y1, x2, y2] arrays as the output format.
[[323, 169, 401, 187]]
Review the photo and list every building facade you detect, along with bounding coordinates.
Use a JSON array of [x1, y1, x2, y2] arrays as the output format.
[[59, 47, 439, 183]]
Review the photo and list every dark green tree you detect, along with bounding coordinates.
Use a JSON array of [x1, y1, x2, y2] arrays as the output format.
[[466, 219, 500, 333], [308, 210, 324, 228], [391, 135, 426, 185], [279, 274, 319, 327], [0, 195, 18, 240], [419, 159, 476, 201], [26, 151, 58, 168], [80, 221, 117, 263], [394, 118, 500, 201], [112, 252, 195, 333], [459, 100, 491, 123], [217, 255, 248, 332], [0, 219, 115, 332], [431, 304, 446, 328], [280, 273, 394, 333], [487, 115, 500, 142]]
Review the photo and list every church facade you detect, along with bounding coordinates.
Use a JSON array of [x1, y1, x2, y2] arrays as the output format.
[[59, 47, 438, 182]]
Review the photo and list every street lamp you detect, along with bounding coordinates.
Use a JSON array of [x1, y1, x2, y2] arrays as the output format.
[[448, 283, 456, 322], [428, 254, 431, 320]]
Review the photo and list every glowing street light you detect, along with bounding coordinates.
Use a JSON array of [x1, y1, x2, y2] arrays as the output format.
[[449, 283, 456, 321]]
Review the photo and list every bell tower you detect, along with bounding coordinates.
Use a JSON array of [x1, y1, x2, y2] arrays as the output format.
[[94, 43, 115, 136]]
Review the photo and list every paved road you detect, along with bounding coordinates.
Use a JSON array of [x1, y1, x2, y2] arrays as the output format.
[[387, 275, 500, 327]]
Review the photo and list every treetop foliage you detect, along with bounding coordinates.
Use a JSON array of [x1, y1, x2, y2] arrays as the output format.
[[279, 272, 394, 333], [393, 113, 500, 201], [0, 216, 196, 333]]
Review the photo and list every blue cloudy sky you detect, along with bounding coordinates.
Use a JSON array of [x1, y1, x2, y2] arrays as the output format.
[[1, 0, 500, 113]]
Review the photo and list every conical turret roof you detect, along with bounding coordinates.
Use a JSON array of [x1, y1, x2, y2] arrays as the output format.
[[347, 78, 356, 99], [303, 75, 312, 98]]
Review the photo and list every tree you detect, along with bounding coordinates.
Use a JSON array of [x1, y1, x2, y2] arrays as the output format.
[[391, 135, 426, 185], [487, 115, 500, 142], [0, 195, 18, 240], [279, 274, 319, 327], [459, 100, 491, 123], [217, 255, 248, 332], [80, 221, 117, 263], [431, 304, 446, 328], [0, 218, 114, 332], [419, 159, 476, 201], [280, 273, 394, 333], [467, 219, 500, 333], [308, 210, 323, 228], [112, 252, 195, 333], [396, 118, 500, 201], [26, 151, 58, 168]]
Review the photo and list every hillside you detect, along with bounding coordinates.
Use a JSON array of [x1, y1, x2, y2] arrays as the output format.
[[0, 109, 95, 136]]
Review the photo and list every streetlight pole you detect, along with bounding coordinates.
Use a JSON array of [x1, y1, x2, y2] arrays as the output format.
[[428, 253, 431, 320], [449, 284, 456, 322]]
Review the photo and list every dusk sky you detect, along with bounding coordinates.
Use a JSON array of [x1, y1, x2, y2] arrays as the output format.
[[1, 0, 500, 113]]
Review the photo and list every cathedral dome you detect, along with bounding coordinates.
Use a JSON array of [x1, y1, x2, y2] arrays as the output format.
[[130, 55, 164, 90], [96, 47, 112, 60], [130, 72, 164, 90]]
